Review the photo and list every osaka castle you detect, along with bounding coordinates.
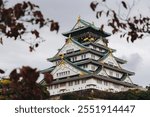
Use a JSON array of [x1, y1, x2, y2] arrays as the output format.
[[40, 17, 137, 96]]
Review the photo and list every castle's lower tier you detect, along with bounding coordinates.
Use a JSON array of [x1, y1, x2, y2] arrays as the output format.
[[47, 75, 137, 96]]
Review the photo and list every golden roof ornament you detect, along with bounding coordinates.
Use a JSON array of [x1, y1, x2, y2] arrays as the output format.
[[68, 34, 71, 39], [77, 16, 80, 23], [59, 54, 65, 66], [79, 71, 85, 76], [83, 37, 95, 42], [89, 38, 95, 42], [109, 48, 113, 54], [66, 34, 72, 44], [59, 54, 64, 59]]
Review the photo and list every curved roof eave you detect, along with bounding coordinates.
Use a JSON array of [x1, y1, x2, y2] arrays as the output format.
[[62, 26, 111, 37]]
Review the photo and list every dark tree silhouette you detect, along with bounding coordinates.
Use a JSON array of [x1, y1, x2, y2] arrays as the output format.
[[0, 66, 53, 100]]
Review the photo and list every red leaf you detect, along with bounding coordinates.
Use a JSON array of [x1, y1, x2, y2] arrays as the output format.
[[0, 24, 6, 33], [29, 46, 34, 52], [35, 43, 39, 48], [22, 1, 28, 9], [0, 69, 5, 74], [138, 34, 143, 39], [127, 37, 129, 42], [121, 1, 127, 9], [9, 69, 20, 82], [44, 73, 53, 85], [20, 66, 39, 83], [33, 11, 43, 18], [108, 22, 116, 29], [128, 22, 136, 30], [123, 33, 126, 37], [28, 1, 33, 10], [106, 11, 109, 17], [31, 30, 39, 38], [134, 19, 138, 24], [90, 2, 98, 11], [50, 21, 59, 33], [96, 11, 103, 18]]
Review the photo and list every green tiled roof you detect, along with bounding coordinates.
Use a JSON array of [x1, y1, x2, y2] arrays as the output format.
[[114, 57, 127, 64], [41, 58, 91, 74], [40, 66, 55, 73], [53, 38, 88, 57], [47, 48, 105, 62], [74, 59, 135, 76], [64, 58, 91, 74], [62, 18, 110, 37], [40, 74, 137, 88], [82, 42, 116, 52]]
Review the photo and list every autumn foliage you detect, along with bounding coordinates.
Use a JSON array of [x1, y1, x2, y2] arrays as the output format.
[[0, 0, 59, 51], [0, 66, 53, 100], [90, 0, 150, 42]]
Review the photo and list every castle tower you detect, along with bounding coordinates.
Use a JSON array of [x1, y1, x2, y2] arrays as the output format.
[[40, 18, 136, 96]]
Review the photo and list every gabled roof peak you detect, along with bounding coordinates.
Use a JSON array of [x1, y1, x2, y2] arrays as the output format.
[[62, 17, 110, 37], [71, 17, 96, 31]]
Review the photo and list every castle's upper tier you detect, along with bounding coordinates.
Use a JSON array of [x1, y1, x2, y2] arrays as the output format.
[[62, 17, 110, 39]]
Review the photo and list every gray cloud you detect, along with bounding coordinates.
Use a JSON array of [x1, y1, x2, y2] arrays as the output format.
[[124, 53, 143, 71]]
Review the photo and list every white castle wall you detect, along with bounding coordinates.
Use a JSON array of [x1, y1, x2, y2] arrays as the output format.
[[105, 68, 123, 78], [48, 78, 128, 96]]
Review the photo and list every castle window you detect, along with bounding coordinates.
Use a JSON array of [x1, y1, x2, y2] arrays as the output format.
[[104, 81, 108, 86], [75, 80, 80, 85], [60, 83, 66, 87], [54, 85, 58, 89], [91, 54, 95, 59], [68, 82, 73, 86], [91, 65, 96, 71], [66, 49, 74, 53], [116, 73, 119, 78], [56, 60, 61, 65], [56, 73, 59, 77], [108, 61, 114, 66], [109, 70, 113, 76], [82, 64, 88, 68], [81, 54, 86, 59], [82, 79, 86, 83], [67, 71, 70, 75], [93, 46, 96, 50], [48, 86, 52, 90], [72, 56, 77, 62], [57, 71, 70, 77], [60, 72, 63, 76], [97, 79, 102, 84]]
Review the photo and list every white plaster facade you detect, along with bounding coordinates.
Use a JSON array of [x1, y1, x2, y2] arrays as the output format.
[[105, 68, 123, 79], [57, 41, 82, 55], [51, 61, 84, 79], [102, 54, 120, 67], [48, 78, 128, 96]]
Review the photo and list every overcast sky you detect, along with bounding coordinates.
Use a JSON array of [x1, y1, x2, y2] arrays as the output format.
[[0, 0, 150, 86]]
